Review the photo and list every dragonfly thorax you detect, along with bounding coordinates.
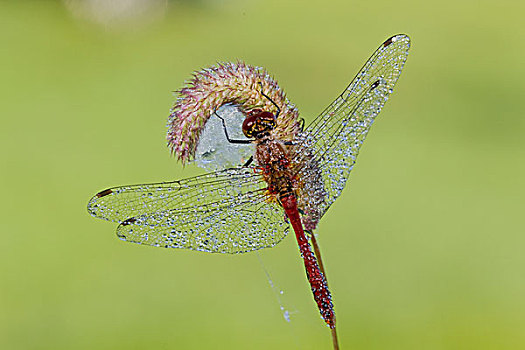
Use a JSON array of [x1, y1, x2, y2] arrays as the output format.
[[242, 109, 276, 139]]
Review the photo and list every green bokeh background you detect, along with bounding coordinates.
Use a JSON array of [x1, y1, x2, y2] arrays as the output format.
[[1, 1, 524, 349]]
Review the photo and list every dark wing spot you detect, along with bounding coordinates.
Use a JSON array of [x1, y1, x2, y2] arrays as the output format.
[[121, 217, 137, 226], [383, 37, 394, 47], [96, 189, 113, 197], [370, 80, 380, 90]]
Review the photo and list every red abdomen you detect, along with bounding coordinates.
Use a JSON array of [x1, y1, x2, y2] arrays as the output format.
[[280, 193, 335, 328]]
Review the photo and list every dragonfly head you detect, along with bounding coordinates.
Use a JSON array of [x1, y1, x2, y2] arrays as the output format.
[[242, 109, 277, 139]]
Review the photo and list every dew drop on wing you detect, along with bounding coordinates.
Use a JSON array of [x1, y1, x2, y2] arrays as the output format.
[[283, 310, 291, 323]]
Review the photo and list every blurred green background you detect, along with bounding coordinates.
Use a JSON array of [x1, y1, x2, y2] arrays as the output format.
[[1, 0, 524, 349]]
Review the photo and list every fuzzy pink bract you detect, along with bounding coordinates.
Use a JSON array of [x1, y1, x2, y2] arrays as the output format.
[[167, 62, 300, 163]]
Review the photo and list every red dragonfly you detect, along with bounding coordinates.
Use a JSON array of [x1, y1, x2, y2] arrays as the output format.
[[88, 34, 410, 340]]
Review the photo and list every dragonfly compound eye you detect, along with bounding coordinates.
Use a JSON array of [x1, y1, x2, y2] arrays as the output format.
[[243, 110, 277, 138], [242, 114, 258, 138], [259, 111, 277, 129]]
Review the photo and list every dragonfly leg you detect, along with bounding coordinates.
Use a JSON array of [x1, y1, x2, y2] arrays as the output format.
[[213, 109, 253, 144], [243, 156, 253, 167], [257, 82, 281, 118], [298, 117, 305, 132]]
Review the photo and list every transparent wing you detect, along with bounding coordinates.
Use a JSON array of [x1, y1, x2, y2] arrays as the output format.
[[88, 168, 289, 254], [292, 35, 411, 226]]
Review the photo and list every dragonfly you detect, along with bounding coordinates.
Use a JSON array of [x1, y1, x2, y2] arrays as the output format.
[[88, 34, 410, 338]]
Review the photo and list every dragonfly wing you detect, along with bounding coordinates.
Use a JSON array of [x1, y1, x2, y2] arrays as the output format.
[[293, 35, 411, 226], [88, 168, 289, 254]]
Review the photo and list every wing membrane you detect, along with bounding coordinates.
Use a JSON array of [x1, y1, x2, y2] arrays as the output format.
[[292, 35, 411, 226], [88, 168, 289, 253]]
